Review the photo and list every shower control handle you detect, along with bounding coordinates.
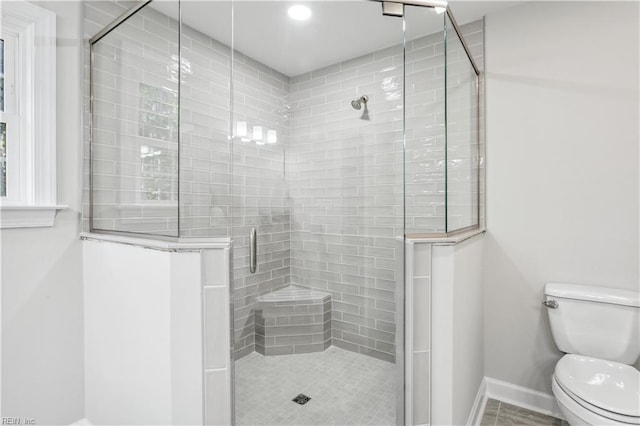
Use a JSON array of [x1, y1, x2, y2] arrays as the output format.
[[249, 227, 257, 274]]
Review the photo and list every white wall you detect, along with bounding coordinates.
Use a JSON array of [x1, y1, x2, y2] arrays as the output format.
[[83, 239, 219, 425], [83, 237, 232, 425], [83, 241, 174, 425], [431, 235, 484, 425], [0, 2, 84, 423], [483, 1, 639, 394], [452, 237, 484, 425]]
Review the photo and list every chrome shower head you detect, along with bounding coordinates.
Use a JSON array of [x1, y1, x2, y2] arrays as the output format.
[[351, 95, 368, 110]]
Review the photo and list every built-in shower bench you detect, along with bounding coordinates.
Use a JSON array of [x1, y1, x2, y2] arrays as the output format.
[[255, 285, 331, 356]]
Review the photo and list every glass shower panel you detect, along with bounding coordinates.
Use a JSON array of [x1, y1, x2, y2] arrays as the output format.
[[404, 7, 447, 235], [231, 1, 291, 360], [178, 1, 232, 237], [90, 2, 180, 236], [445, 15, 480, 232], [86, 1, 482, 423], [231, 2, 406, 424]]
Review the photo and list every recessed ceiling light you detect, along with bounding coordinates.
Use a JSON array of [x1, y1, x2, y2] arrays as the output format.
[[288, 5, 311, 21]]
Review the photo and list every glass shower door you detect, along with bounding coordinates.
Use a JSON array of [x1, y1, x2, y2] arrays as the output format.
[[230, 2, 407, 425]]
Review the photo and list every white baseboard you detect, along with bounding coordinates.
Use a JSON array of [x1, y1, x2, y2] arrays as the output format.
[[70, 418, 93, 426], [484, 377, 565, 420], [467, 377, 489, 426]]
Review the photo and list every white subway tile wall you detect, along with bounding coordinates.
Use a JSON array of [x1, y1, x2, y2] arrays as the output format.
[[287, 21, 483, 361], [462, 20, 485, 231], [202, 248, 233, 426], [254, 286, 332, 356], [90, 5, 181, 236], [84, 2, 483, 363], [405, 20, 485, 234], [179, 17, 233, 239], [83, 0, 132, 233], [405, 31, 446, 234], [412, 242, 432, 425], [229, 46, 291, 358], [445, 16, 481, 231], [288, 43, 405, 362]]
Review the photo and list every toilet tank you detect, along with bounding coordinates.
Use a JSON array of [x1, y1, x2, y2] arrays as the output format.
[[544, 282, 640, 364]]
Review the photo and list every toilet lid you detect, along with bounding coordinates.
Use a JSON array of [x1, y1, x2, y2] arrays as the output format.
[[555, 354, 640, 417], [554, 376, 640, 424]]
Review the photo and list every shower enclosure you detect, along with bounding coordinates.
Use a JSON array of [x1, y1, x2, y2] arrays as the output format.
[[87, 0, 480, 424]]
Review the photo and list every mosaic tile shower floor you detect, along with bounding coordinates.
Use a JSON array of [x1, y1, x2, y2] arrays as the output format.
[[235, 346, 397, 425]]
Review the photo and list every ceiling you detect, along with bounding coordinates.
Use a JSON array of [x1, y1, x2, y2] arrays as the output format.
[[150, 1, 519, 77]]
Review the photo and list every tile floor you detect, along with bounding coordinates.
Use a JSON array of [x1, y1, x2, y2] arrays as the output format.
[[481, 399, 569, 426], [235, 346, 397, 425], [235, 352, 565, 426]]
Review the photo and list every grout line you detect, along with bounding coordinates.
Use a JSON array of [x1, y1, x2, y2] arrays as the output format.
[[493, 400, 501, 426]]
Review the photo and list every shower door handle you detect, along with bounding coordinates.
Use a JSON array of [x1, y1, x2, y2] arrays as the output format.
[[249, 227, 257, 274]]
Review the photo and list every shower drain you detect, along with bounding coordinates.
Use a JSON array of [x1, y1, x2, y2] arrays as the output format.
[[292, 394, 311, 405]]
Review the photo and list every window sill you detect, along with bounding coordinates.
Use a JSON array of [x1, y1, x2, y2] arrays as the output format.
[[0, 205, 68, 229]]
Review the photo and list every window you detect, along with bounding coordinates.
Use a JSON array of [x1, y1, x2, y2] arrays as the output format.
[[140, 144, 177, 202], [137, 83, 178, 203], [0, 1, 60, 228], [0, 33, 18, 203]]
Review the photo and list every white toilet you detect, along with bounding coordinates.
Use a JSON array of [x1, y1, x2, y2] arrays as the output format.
[[544, 282, 640, 425]]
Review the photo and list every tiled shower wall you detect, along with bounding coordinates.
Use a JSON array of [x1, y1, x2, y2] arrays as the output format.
[[84, 1, 483, 362], [229, 50, 291, 358], [287, 21, 484, 362], [404, 20, 485, 233], [84, 2, 292, 359], [444, 19, 484, 231], [288, 46, 405, 362]]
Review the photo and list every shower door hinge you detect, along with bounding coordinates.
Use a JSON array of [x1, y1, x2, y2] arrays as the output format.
[[382, 1, 404, 17]]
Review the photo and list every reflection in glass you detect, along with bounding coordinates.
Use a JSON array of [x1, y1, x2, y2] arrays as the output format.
[[1, 39, 5, 112], [90, 2, 180, 236], [0, 122, 5, 197]]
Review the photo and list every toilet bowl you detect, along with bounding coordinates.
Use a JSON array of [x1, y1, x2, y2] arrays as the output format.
[[544, 283, 640, 425], [551, 354, 640, 425]]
